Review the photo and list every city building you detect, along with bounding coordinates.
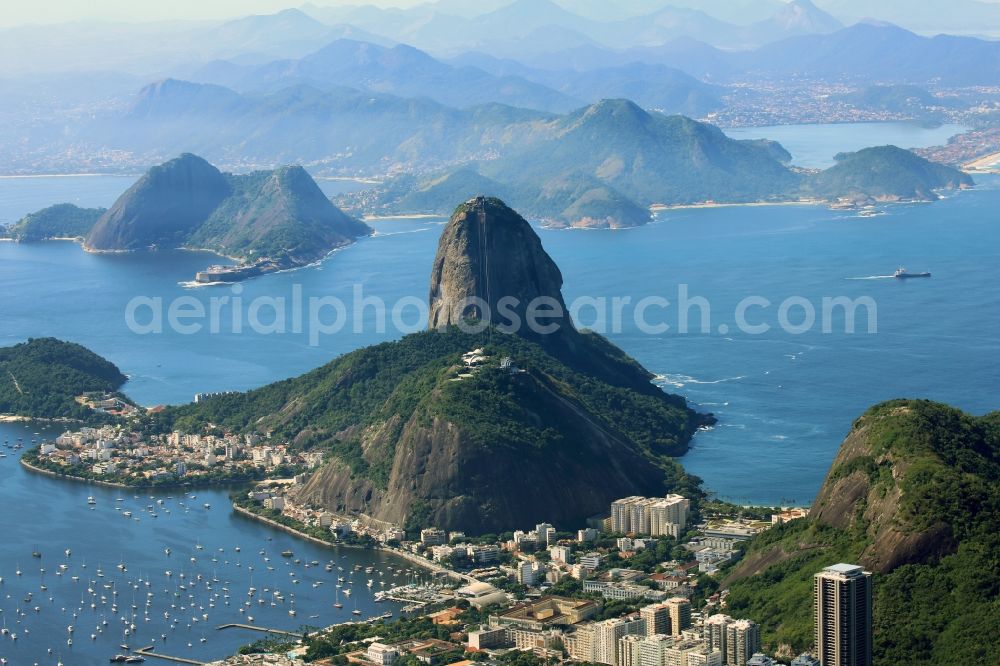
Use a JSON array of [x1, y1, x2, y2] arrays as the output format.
[[640, 603, 671, 636], [454, 581, 508, 609], [550, 545, 572, 563], [584, 580, 665, 601], [595, 616, 647, 666], [516, 561, 538, 586], [814, 564, 873, 666], [703, 614, 732, 656], [746, 654, 778, 666], [467, 544, 500, 564], [665, 597, 692, 637], [466, 626, 507, 650], [618, 633, 676, 666], [610, 495, 690, 537], [420, 528, 447, 546], [536, 522, 556, 546], [725, 619, 761, 666], [492, 596, 598, 632], [366, 643, 401, 666]]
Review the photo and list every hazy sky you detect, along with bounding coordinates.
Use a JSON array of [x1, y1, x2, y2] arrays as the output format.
[[0, 0, 427, 27]]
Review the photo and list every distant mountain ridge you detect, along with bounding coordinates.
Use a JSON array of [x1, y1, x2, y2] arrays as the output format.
[[361, 100, 970, 227], [189, 39, 581, 113], [301, 0, 846, 53], [85, 154, 371, 268], [189, 38, 723, 116], [493, 22, 1000, 87]]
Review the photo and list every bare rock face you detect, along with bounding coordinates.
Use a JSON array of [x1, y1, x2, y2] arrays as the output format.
[[86, 153, 231, 251], [428, 197, 574, 340]]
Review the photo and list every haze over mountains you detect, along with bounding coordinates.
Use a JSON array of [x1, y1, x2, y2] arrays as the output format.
[[1, 0, 997, 204]]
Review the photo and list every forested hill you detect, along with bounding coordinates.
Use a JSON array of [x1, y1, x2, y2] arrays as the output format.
[[0, 338, 127, 419], [722, 399, 1000, 664]]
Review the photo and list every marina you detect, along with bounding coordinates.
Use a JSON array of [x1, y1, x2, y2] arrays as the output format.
[[0, 419, 436, 665]]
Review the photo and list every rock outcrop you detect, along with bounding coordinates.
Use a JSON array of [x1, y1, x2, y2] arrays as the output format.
[[428, 197, 574, 339], [86, 153, 232, 251]]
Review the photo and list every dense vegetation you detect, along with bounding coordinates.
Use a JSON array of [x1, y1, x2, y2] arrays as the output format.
[[0, 338, 127, 419], [723, 400, 1000, 665], [2, 203, 105, 241], [806, 145, 973, 201], [188, 165, 370, 262], [154, 326, 702, 488]]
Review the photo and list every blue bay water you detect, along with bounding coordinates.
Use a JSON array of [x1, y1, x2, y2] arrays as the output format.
[[0, 423, 424, 664], [723, 122, 967, 168]]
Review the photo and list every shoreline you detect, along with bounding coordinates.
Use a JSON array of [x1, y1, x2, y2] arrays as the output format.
[[0, 414, 83, 424], [963, 150, 1000, 172], [363, 213, 444, 221], [20, 456, 133, 488], [650, 199, 823, 212], [231, 503, 458, 580], [19, 455, 264, 490], [0, 173, 142, 179]]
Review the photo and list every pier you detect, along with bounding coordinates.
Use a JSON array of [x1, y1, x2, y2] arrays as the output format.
[[216, 622, 305, 638], [134, 645, 207, 665]]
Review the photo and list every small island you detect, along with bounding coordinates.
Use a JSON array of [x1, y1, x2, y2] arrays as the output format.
[[4, 154, 373, 283]]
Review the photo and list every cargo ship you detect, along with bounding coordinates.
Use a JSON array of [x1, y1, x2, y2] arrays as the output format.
[[893, 267, 931, 279]]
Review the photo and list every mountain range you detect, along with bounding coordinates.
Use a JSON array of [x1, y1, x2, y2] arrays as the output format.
[[190, 39, 725, 116], [302, 0, 844, 54], [508, 21, 1000, 86], [365, 102, 971, 227]]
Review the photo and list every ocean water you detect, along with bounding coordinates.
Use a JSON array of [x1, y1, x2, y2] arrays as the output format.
[[723, 122, 967, 168]]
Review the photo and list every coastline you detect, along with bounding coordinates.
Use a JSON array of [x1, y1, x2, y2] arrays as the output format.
[[20, 456, 132, 488], [0, 173, 141, 179], [19, 454, 267, 490], [964, 150, 1000, 172], [363, 213, 444, 221], [0, 414, 82, 424], [650, 199, 823, 212], [231, 503, 460, 580]]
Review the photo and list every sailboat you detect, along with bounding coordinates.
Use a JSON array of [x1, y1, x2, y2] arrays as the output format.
[[333, 587, 343, 609]]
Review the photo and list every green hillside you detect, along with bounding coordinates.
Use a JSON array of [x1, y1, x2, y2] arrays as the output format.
[[0, 338, 127, 419], [2, 204, 105, 241], [723, 400, 1000, 665]]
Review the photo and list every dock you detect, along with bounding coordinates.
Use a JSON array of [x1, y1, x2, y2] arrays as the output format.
[[134, 645, 207, 665], [216, 622, 304, 638]]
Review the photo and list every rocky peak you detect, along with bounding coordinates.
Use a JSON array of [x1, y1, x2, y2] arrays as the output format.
[[85, 153, 231, 251], [427, 197, 574, 340]]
